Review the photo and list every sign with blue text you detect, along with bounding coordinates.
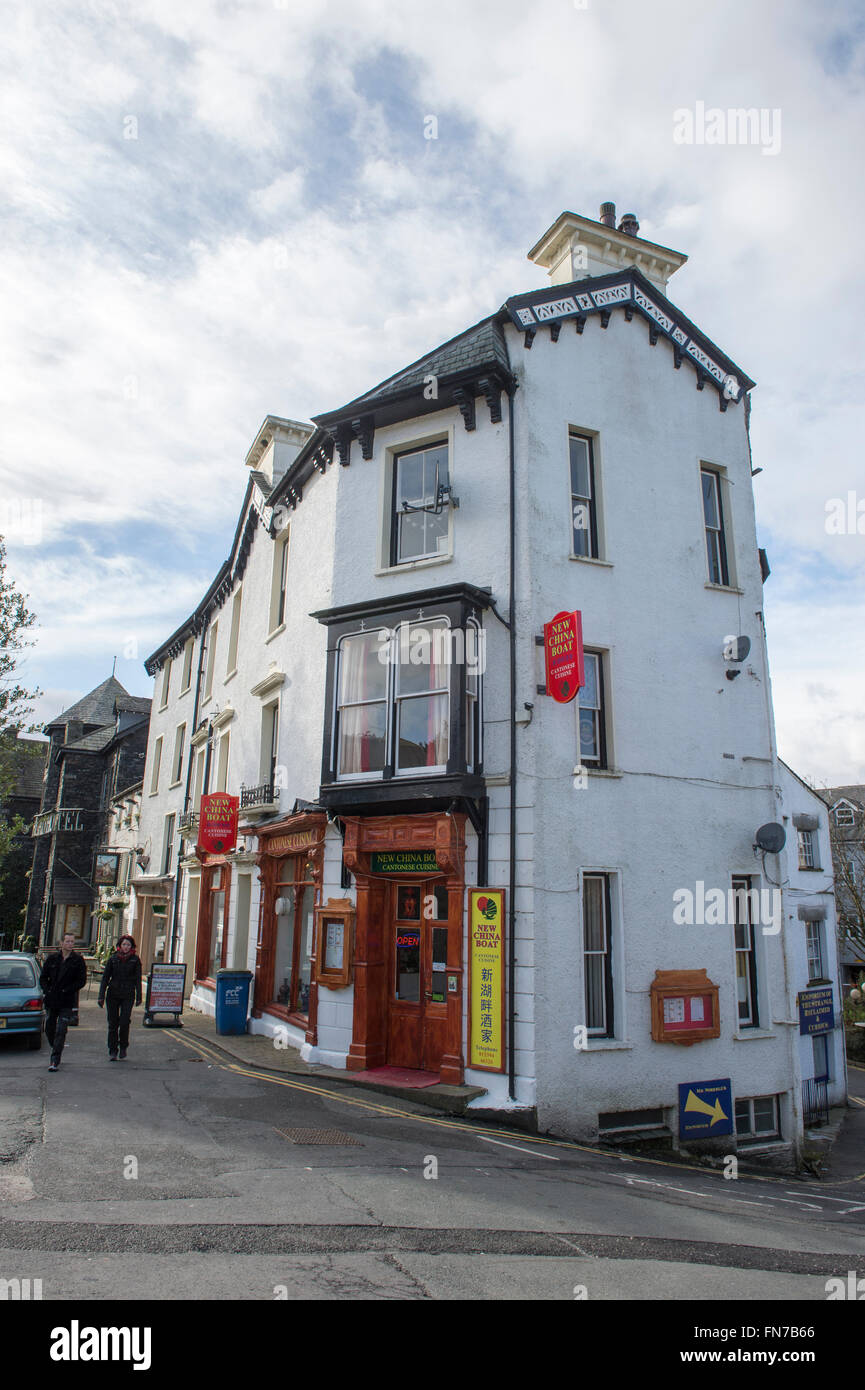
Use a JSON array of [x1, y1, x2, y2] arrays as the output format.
[[798, 987, 835, 1036], [678, 1077, 733, 1140]]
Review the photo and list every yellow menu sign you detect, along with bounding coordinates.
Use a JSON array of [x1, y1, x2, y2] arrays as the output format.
[[469, 888, 505, 1073]]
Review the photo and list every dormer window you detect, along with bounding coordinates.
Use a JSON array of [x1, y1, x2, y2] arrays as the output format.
[[834, 803, 856, 827]]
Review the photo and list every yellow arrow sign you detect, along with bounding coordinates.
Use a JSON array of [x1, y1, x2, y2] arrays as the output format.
[[684, 1090, 727, 1125]]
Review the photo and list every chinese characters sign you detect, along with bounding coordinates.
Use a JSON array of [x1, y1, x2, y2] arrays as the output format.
[[543, 610, 585, 704], [198, 793, 239, 855], [469, 888, 505, 1073]]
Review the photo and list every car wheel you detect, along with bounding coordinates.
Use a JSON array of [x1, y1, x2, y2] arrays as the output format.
[[26, 1032, 42, 1050]]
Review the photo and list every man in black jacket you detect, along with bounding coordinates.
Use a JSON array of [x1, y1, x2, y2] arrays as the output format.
[[98, 935, 143, 1061], [39, 932, 87, 1071]]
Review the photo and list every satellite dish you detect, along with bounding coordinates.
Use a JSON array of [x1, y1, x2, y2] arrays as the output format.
[[754, 823, 786, 854]]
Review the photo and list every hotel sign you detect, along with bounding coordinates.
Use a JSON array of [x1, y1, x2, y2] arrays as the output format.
[[198, 793, 239, 855], [544, 610, 584, 703], [468, 888, 505, 1073]]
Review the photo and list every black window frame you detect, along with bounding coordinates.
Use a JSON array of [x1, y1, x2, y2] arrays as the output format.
[[578, 650, 607, 769], [582, 871, 614, 1039], [732, 874, 759, 1028], [390, 440, 450, 568], [313, 583, 490, 811]]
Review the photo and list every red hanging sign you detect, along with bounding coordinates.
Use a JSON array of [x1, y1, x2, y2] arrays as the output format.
[[543, 610, 585, 704], [197, 793, 239, 855]]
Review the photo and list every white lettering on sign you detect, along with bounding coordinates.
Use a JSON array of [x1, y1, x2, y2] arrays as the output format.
[[535, 297, 578, 321]]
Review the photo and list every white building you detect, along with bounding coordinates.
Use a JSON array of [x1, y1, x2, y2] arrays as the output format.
[[135, 202, 842, 1169]]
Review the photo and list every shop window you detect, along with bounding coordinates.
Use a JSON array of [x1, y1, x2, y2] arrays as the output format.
[[204, 866, 229, 979], [272, 856, 315, 1017]]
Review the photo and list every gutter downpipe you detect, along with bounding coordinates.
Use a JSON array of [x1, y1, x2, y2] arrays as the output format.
[[508, 383, 517, 1102], [168, 630, 207, 963]]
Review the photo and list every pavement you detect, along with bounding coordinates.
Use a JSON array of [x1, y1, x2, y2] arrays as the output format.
[[175, 1005, 489, 1115]]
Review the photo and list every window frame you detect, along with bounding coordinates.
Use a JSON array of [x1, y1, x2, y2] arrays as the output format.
[[701, 466, 730, 587], [162, 812, 176, 877], [797, 828, 818, 870], [226, 586, 242, 676], [203, 622, 218, 702], [171, 723, 186, 787], [582, 871, 614, 1039], [269, 526, 290, 634], [159, 659, 172, 711], [735, 1094, 780, 1141], [732, 874, 759, 1028], [390, 439, 450, 567], [568, 431, 599, 559], [805, 920, 825, 982], [150, 736, 163, 795], [180, 637, 194, 694], [577, 649, 608, 769]]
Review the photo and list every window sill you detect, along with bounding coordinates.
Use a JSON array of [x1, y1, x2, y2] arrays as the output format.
[[168, 780, 183, 790], [180, 685, 192, 698], [797, 867, 823, 873], [266, 623, 286, 644], [224, 669, 238, 686], [568, 555, 612, 568], [733, 1030, 776, 1041], [704, 582, 744, 595], [584, 1039, 633, 1051], [587, 768, 622, 779], [374, 554, 452, 577], [158, 703, 169, 713], [735, 1136, 783, 1149], [148, 790, 161, 798]]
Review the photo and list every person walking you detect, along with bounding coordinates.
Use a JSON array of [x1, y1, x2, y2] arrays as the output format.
[[39, 931, 87, 1072], [98, 935, 143, 1061]]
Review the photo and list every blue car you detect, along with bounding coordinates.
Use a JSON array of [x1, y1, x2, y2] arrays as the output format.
[[0, 953, 44, 1049]]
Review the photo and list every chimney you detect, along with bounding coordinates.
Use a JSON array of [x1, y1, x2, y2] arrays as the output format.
[[527, 205, 687, 293], [245, 417, 315, 488]]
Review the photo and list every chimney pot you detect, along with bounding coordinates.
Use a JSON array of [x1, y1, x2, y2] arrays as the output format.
[[599, 202, 616, 228], [618, 212, 640, 237]]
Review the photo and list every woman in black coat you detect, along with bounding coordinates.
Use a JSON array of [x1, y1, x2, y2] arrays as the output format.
[[98, 935, 143, 1061]]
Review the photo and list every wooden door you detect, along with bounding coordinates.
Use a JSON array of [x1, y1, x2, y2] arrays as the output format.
[[386, 880, 450, 1072]]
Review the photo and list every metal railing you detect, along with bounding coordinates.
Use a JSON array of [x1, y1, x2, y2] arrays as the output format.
[[178, 811, 199, 832], [239, 782, 276, 809], [802, 1077, 829, 1128]]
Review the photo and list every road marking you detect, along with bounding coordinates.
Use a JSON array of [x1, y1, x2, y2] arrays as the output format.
[[849, 1095, 865, 1109], [164, 1031, 865, 1188], [478, 1136, 560, 1160]]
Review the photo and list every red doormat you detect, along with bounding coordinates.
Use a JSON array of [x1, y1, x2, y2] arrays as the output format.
[[351, 1066, 441, 1088]]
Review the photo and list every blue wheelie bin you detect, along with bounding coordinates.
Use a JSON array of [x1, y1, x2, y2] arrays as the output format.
[[215, 969, 253, 1035]]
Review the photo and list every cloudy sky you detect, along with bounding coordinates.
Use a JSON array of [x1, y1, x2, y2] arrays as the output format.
[[1, 0, 863, 784]]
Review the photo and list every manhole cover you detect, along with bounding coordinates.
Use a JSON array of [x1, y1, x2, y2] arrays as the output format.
[[275, 1127, 363, 1146]]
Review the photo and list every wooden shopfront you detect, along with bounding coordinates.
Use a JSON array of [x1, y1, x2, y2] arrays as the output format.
[[343, 811, 466, 1084], [193, 854, 232, 987], [252, 813, 326, 1040]]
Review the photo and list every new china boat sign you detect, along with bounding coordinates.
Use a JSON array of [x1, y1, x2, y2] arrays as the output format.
[[544, 610, 585, 704], [198, 793, 239, 855]]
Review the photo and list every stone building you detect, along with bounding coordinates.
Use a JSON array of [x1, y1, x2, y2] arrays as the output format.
[[25, 677, 150, 947]]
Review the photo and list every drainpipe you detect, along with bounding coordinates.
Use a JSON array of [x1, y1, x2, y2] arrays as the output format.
[[507, 384, 517, 1102], [168, 630, 207, 963]]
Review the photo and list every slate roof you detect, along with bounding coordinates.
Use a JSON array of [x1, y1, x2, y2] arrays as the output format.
[[63, 727, 116, 753], [115, 696, 152, 715], [5, 737, 46, 799], [45, 676, 132, 732], [313, 315, 512, 423], [821, 785, 865, 808]]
